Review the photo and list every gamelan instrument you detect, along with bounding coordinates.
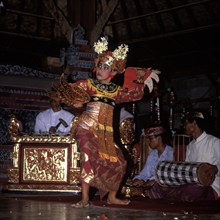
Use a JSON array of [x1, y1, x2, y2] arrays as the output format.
[[155, 160, 215, 186]]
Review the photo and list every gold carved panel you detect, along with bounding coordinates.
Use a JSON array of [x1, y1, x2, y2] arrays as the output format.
[[22, 146, 69, 183]]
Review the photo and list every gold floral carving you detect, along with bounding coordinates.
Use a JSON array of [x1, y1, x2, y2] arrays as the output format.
[[11, 143, 19, 168], [8, 168, 19, 183], [71, 143, 80, 168], [10, 135, 74, 144], [119, 118, 135, 145], [22, 147, 68, 182], [69, 168, 80, 184], [5, 184, 81, 192], [8, 114, 21, 139]]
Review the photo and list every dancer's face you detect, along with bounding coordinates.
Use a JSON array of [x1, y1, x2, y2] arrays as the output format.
[[96, 61, 114, 83]]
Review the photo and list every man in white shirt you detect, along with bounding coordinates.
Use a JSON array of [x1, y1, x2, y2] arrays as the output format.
[[34, 97, 74, 135], [146, 111, 220, 202]]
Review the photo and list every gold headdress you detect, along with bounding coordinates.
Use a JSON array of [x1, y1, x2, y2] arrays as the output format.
[[93, 37, 129, 73]]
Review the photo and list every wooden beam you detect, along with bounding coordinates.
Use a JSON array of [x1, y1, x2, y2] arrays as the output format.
[[42, 0, 72, 44], [107, 0, 212, 26], [90, 0, 119, 44], [121, 23, 220, 44], [5, 9, 54, 20]]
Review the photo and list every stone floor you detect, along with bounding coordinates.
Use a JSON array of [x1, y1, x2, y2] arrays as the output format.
[[0, 193, 220, 220]]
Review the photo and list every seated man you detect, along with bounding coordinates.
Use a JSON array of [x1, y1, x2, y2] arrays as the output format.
[[146, 111, 220, 202], [131, 124, 173, 189], [34, 97, 74, 135]]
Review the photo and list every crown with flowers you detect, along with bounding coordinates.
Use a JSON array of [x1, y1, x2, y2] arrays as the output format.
[[93, 37, 129, 73]]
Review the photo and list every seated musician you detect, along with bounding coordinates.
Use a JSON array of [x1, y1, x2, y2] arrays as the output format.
[[34, 96, 74, 135], [146, 111, 220, 202], [131, 124, 173, 189]]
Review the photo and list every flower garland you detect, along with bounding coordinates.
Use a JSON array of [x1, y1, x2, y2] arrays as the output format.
[[112, 44, 129, 60], [93, 37, 108, 54], [93, 37, 129, 61]]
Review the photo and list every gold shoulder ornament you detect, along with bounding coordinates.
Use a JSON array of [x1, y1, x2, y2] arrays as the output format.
[[49, 73, 91, 107]]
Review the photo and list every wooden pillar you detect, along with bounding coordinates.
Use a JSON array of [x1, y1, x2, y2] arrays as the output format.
[[67, 0, 96, 41]]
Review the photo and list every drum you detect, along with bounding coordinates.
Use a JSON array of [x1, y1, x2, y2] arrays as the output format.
[[156, 161, 215, 186]]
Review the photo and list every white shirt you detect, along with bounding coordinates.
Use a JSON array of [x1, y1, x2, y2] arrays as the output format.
[[185, 132, 220, 197], [34, 108, 74, 134]]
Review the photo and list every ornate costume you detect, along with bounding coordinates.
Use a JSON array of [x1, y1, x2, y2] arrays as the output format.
[[53, 37, 160, 202], [72, 78, 144, 198]]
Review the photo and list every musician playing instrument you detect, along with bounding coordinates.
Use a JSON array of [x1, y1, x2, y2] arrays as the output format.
[[132, 125, 173, 188], [34, 97, 74, 135], [146, 111, 220, 202]]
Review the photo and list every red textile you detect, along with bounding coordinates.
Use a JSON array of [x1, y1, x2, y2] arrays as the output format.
[[146, 182, 216, 202], [75, 127, 126, 199]]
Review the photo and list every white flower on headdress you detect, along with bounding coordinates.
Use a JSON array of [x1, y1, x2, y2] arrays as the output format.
[[112, 44, 129, 60], [93, 37, 108, 54]]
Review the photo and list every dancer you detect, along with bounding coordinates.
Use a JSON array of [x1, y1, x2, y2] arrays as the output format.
[[53, 37, 160, 207]]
